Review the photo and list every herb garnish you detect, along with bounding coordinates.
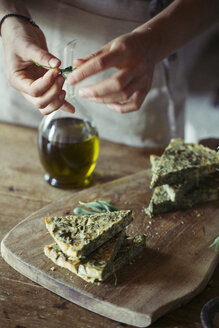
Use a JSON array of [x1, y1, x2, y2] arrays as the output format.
[[60, 66, 75, 78], [73, 200, 118, 215], [209, 236, 219, 250], [31, 60, 75, 79]]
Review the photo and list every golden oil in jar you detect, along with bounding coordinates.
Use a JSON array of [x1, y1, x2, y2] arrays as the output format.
[[38, 117, 99, 188]]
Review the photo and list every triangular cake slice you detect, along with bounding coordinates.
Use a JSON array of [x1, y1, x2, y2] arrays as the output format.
[[150, 154, 201, 201], [150, 139, 219, 188], [150, 154, 160, 172], [44, 234, 146, 283], [45, 210, 133, 260], [161, 174, 217, 202], [44, 230, 125, 282], [146, 173, 219, 217]]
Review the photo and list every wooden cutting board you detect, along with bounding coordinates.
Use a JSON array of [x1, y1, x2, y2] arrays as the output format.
[[1, 170, 219, 327]]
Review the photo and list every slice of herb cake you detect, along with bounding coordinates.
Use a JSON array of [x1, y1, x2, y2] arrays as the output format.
[[44, 230, 125, 282], [150, 154, 201, 201], [45, 210, 133, 260], [44, 234, 146, 283], [111, 234, 146, 278], [150, 139, 219, 188], [161, 174, 217, 202], [146, 173, 219, 217]]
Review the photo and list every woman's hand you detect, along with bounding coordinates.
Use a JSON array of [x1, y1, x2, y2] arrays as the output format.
[[67, 0, 219, 115], [1, 17, 75, 115], [68, 31, 155, 113]]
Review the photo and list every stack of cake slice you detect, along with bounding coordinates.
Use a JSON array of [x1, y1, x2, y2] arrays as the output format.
[[44, 210, 146, 283], [145, 139, 219, 217]]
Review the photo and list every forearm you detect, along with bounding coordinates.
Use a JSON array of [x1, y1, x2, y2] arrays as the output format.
[[0, 0, 33, 37], [134, 0, 219, 63]]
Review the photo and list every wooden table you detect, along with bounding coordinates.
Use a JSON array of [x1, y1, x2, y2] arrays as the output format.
[[0, 122, 218, 328]]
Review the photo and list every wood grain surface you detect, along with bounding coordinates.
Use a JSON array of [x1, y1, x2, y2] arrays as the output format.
[[1, 122, 219, 328], [1, 169, 219, 327]]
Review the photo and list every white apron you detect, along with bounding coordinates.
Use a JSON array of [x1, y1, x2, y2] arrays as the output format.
[[0, 0, 186, 147]]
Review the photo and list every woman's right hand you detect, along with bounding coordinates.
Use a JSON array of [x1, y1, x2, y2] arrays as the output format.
[[1, 17, 75, 115]]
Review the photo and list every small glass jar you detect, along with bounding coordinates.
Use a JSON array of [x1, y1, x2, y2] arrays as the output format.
[[38, 107, 99, 189]]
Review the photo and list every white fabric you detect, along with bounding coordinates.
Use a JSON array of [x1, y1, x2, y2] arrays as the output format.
[[62, 0, 151, 22], [0, 0, 186, 147]]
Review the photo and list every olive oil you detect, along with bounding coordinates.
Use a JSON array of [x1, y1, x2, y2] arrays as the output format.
[[38, 117, 99, 188]]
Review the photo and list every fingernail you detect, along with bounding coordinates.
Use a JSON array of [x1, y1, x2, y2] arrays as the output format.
[[78, 88, 91, 97], [49, 58, 59, 68]]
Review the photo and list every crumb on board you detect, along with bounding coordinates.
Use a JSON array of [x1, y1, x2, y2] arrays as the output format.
[[50, 267, 55, 271], [194, 209, 201, 217]]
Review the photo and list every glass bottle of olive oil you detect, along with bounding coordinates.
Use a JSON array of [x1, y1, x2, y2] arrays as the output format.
[[38, 114, 99, 189]]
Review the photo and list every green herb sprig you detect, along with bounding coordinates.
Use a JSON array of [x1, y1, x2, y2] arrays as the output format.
[[61, 66, 75, 79], [209, 236, 219, 250], [31, 60, 75, 79], [73, 200, 118, 215]]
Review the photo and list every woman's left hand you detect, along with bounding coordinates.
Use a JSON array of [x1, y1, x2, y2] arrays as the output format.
[[68, 31, 156, 113]]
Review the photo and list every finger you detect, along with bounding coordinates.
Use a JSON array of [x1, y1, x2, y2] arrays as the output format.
[[78, 68, 139, 99], [30, 69, 61, 97], [89, 76, 151, 104], [79, 67, 146, 101], [34, 75, 65, 109], [68, 49, 124, 85], [22, 75, 65, 110], [40, 92, 75, 115], [39, 90, 66, 115], [73, 49, 103, 67], [23, 89, 75, 115], [60, 101, 76, 113], [106, 90, 147, 114], [13, 68, 60, 96], [21, 43, 61, 68]]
